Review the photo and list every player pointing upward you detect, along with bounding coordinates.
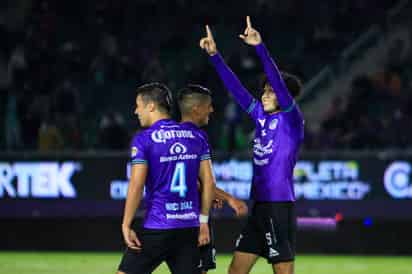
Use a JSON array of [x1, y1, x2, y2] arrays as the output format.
[[200, 17, 304, 274]]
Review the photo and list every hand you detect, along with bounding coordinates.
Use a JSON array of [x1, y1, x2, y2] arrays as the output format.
[[212, 198, 224, 209], [239, 16, 262, 46], [198, 223, 210, 246], [122, 225, 142, 250], [200, 25, 218, 56], [227, 197, 248, 217]]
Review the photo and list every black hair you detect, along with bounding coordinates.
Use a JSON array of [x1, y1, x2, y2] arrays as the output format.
[[178, 84, 212, 99], [177, 84, 212, 115], [136, 82, 173, 114], [261, 72, 303, 98]]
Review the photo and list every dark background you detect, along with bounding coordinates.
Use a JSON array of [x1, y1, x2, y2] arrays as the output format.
[[1, 0, 412, 255]]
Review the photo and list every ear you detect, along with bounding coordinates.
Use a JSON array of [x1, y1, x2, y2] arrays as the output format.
[[192, 104, 200, 115], [147, 102, 156, 112]]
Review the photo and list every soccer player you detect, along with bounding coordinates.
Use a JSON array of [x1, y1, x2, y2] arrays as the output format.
[[199, 17, 304, 274], [117, 82, 215, 274], [178, 84, 249, 273]]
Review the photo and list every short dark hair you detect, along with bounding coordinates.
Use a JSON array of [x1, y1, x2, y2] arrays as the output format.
[[136, 82, 173, 114], [177, 84, 212, 115], [261, 72, 303, 98]]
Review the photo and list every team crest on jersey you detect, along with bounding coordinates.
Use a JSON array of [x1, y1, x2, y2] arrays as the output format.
[[269, 119, 278, 130], [131, 146, 138, 157], [258, 118, 266, 127], [169, 142, 187, 154]]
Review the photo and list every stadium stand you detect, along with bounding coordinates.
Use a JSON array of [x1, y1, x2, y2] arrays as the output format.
[[0, 0, 399, 151]]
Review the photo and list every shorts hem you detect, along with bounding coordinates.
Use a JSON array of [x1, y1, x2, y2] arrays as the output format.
[[201, 264, 217, 271], [267, 257, 295, 264], [117, 268, 132, 274], [234, 247, 261, 257]]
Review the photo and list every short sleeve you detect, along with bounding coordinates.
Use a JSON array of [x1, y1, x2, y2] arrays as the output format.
[[283, 103, 305, 142], [130, 134, 147, 165], [199, 132, 212, 161]]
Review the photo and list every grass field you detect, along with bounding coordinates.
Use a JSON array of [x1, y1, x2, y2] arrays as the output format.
[[0, 252, 411, 274]]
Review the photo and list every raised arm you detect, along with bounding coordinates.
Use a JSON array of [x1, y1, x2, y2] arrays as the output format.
[[240, 16, 293, 110], [200, 25, 256, 114]]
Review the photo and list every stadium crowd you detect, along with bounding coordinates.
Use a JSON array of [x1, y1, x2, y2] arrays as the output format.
[[309, 57, 412, 150], [0, 0, 402, 151]]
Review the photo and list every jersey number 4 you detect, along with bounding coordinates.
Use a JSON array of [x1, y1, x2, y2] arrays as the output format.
[[170, 162, 187, 198]]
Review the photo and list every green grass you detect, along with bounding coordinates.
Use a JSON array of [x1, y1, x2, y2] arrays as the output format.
[[0, 252, 411, 274]]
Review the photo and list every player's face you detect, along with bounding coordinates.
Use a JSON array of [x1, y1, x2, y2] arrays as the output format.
[[196, 97, 214, 126], [134, 95, 150, 127], [261, 83, 278, 113]]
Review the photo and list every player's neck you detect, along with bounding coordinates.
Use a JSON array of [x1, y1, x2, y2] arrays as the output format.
[[267, 106, 281, 115], [268, 110, 281, 115], [150, 113, 170, 126]]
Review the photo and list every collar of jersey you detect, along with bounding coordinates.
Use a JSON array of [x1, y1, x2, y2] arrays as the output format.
[[268, 110, 281, 116], [151, 118, 173, 128]]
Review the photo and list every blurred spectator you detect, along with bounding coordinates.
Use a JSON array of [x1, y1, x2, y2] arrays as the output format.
[[20, 94, 49, 149], [90, 54, 107, 86], [7, 44, 27, 89], [98, 112, 129, 150], [51, 79, 82, 149], [38, 116, 64, 151], [222, 100, 244, 152], [52, 79, 80, 116], [4, 90, 22, 150], [141, 55, 166, 83], [0, 50, 10, 103]]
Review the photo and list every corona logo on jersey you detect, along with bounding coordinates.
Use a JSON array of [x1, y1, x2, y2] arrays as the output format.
[[384, 161, 412, 199], [151, 129, 195, 143], [294, 161, 371, 200], [0, 162, 80, 198]]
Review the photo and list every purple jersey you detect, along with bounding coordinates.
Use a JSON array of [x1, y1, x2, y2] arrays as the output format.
[[130, 119, 211, 229], [180, 122, 210, 150], [209, 44, 304, 202]]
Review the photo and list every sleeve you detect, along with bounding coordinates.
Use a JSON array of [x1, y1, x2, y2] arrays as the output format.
[[284, 104, 305, 143], [255, 43, 293, 110], [130, 134, 147, 165], [199, 132, 212, 161], [209, 53, 259, 120]]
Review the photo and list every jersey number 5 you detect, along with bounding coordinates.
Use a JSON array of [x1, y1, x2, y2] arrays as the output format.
[[170, 162, 187, 198]]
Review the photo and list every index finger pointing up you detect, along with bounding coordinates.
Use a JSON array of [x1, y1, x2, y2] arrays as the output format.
[[206, 25, 213, 38], [246, 16, 252, 28]]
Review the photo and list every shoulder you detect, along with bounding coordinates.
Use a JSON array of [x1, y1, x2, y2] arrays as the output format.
[[130, 128, 152, 146], [248, 99, 267, 122], [279, 103, 304, 134], [281, 102, 303, 118], [196, 128, 209, 142], [179, 123, 209, 141]]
